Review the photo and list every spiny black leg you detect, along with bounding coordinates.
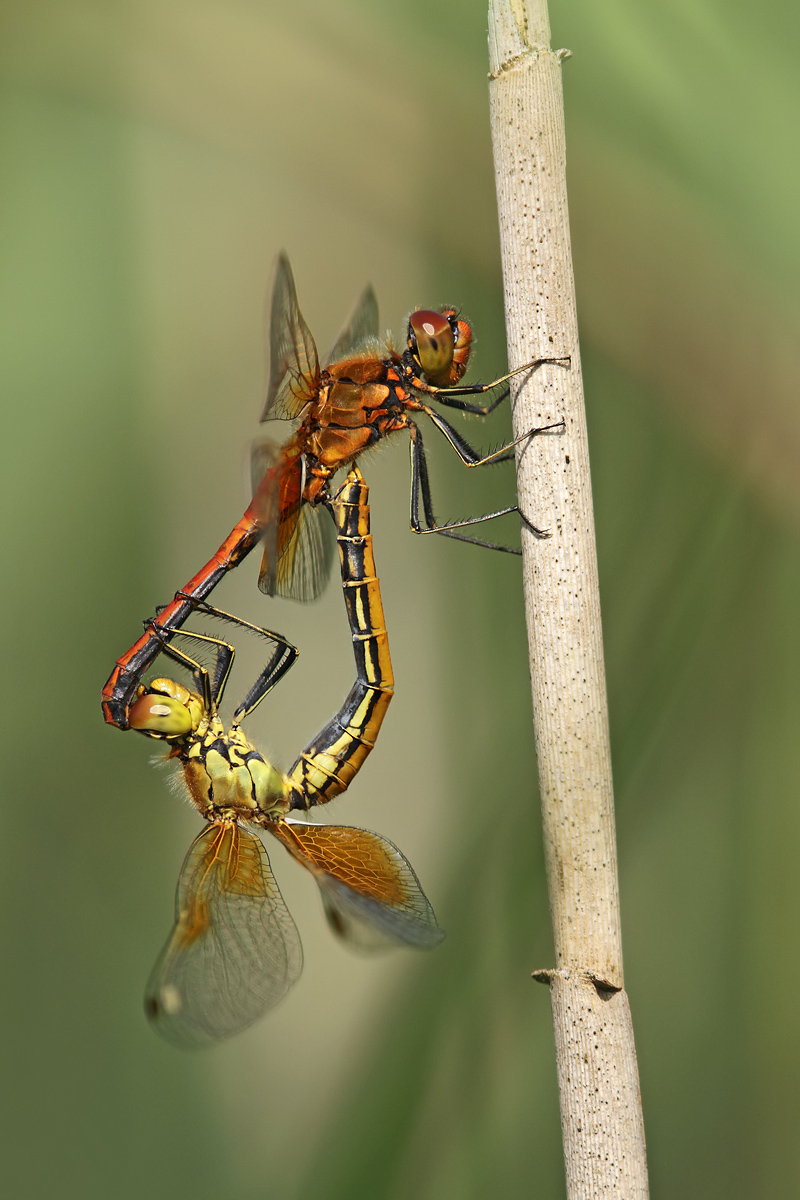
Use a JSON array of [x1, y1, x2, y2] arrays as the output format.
[[171, 630, 234, 708], [169, 593, 299, 722], [424, 406, 565, 469], [169, 629, 235, 707], [430, 384, 510, 416], [434, 526, 524, 552], [231, 642, 297, 724], [145, 623, 229, 711], [409, 423, 436, 529], [430, 506, 549, 541], [518, 510, 553, 539], [408, 423, 538, 550], [173, 594, 298, 659], [435, 419, 565, 476]]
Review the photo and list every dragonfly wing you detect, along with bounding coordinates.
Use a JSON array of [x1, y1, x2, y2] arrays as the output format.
[[145, 822, 303, 1048], [254, 449, 335, 602], [250, 434, 284, 499], [270, 502, 337, 603], [262, 254, 320, 422], [325, 284, 379, 365], [273, 820, 444, 953], [253, 439, 322, 601]]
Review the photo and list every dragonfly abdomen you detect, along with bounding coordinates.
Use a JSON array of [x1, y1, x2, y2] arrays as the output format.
[[286, 468, 392, 812]]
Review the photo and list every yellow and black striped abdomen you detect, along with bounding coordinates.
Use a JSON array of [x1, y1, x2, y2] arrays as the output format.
[[287, 468, 393, 810]]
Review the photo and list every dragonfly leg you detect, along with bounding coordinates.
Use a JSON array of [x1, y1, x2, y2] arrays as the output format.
[[414, 354, 571, 401], [231, 652, 294, 725], [169, 594, 299, 724], [425, 384, 510, 416], [172, 594, 297, 652], [102, 507, 265, 729], [145, 623, 234, 712], [422, 404, 565, 468], [408, 422, 549, 548]]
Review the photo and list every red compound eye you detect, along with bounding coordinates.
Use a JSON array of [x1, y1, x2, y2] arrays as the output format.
[[407, 310, 454, 379]]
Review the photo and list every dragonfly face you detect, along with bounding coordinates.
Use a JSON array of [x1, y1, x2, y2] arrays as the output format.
[[129, 678, 201, 741], [405, 308, 472, 387]]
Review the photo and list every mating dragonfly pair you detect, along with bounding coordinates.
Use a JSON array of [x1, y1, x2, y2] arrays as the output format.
[[103, 257, 568, 1047]]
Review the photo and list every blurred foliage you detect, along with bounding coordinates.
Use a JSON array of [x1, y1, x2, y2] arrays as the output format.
[[1, 0, 799, 1197]]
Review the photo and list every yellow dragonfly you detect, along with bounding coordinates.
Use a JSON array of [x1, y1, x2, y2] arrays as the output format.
[[128, 469, 443, 1047]]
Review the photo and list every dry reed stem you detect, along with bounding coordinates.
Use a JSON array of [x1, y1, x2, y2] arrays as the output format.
[[487, 1, 649, 1193]]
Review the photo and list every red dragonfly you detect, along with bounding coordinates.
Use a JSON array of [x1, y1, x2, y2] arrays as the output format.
[[101, 283, 382, 730], [102, 258, 566, 729], [252, 254, 570, 602]]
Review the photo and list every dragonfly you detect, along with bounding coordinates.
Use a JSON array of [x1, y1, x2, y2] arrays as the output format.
[[252, 254, 570, 602], [101, 258, 567, 730], [101, 272, 393, 730], [128, 468, 442, 1047]]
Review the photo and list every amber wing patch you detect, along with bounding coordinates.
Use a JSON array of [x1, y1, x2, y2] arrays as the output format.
[[272, 820, 444, 952]]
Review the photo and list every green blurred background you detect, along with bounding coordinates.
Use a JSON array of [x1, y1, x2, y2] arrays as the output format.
[[2, 0, 799, 1196]]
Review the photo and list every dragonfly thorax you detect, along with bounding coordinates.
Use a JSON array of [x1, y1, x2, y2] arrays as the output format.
[[182, 726, 290, 821]]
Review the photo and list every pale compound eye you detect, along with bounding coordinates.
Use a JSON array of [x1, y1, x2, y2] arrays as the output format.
[[130, 691, 193, 738]]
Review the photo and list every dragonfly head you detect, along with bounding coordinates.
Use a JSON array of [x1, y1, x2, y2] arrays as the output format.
[[406, 309, 472, 387], [129, 678, 203, 743]]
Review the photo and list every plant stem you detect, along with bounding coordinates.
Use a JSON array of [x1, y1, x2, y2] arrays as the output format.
[[487, 1, 649, 1194]]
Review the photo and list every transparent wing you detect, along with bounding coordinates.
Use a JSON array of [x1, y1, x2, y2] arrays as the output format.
[[252, 445, 336, 602], [261, 254, 320, 422], [250, 434, 285, 499], [272, 820, 444, 952], [325, 284, 379, 365], [145, 822, 303, 1048], [263, 502, 337, 604]]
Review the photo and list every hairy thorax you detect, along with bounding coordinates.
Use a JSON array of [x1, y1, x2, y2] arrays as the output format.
[[180, 718, 290, 821]]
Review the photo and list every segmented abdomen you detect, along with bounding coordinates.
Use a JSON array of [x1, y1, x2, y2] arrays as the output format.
[[286, 470, 393, 811]]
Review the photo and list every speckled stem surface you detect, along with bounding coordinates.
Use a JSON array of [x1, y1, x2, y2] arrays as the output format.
[[488, 1, 649, 1194]]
